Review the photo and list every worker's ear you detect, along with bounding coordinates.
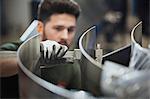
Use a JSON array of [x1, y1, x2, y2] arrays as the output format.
[[37, 21, 44, 40], [37, 21, 44, 33]]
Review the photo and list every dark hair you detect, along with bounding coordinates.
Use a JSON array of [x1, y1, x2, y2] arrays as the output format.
[[38, 0, 81, 23]]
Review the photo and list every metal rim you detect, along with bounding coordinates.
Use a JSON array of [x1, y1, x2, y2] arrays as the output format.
[[79, 25, 103, 70], [17, 34, 73, 98], [131, 21, 150, 53]]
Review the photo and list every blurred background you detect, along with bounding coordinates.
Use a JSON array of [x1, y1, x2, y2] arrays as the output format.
[[0, 0, 149, 54]]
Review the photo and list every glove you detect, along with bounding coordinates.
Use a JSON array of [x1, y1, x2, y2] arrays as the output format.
[[40, 40, 68, 59]]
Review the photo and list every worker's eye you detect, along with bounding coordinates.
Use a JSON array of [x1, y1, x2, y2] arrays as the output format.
[[54, 26, 64, 31], [68, 27, 76, 33]]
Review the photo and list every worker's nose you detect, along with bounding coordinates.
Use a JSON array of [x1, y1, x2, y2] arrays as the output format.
[[60, 29, 69, 40]]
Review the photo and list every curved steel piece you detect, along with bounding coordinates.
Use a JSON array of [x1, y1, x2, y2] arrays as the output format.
[[130, 21, 150, 69], [17, 33, 111, 99], [17, 34, 74, 99], [79, 25, 103, 69]]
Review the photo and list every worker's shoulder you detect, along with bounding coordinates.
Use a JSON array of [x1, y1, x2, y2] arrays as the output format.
[[0, 41, 23, 51]]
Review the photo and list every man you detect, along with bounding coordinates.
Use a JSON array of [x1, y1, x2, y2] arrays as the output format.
[[37, 0, 81, 89], [38, 0, 80, 59], [0, 0, 81, 98]]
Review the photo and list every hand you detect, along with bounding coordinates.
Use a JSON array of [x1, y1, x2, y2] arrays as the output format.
[[40, 40, 68, 59]]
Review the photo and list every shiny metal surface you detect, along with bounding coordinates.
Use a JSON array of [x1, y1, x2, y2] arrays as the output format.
[[17, 33, 111, 98], [79, 26, 103, 69], [17, 21, 150, 99], [20, 20, 38, 42], [17, 34, 73, 99], [130, 21, 150, 70], [79, 26, 104, 96]]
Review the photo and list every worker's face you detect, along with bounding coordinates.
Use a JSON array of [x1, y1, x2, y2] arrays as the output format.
[[38, 13, 77, 47]]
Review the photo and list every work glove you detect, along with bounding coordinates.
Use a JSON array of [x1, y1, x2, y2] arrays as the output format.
[[40, 40, 68, 60]]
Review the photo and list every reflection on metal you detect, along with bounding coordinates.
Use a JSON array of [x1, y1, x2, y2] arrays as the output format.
[[78, 26, 104, 96], [0, 51, 17, 58], [62, 49, 82, 63], [18, 34, 73, 98], [131, 21, 142, 45], [20, 20, 38, 42], [95, 44, 103, 64], [17, 33, 109, 98], [130, 21, 150, 70], [17, 21, 150, 99], [79, 26, 103, 69]]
